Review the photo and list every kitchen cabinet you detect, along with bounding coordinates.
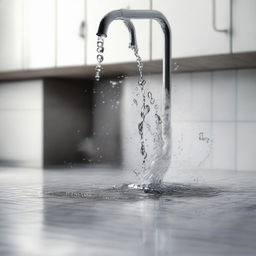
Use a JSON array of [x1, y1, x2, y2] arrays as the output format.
[[23, 0, 56, 69], [86, 0, 151, 65], [56, 0, 86, 67], [232, 0, 256, 53], [152, 0, 231, 59], [0, 0, 23, 71]]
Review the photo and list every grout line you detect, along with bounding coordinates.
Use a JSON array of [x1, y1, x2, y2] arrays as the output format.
[[234, 69, 238, 171], [210, 71, 214, 169], [41, 81, 44, 169]]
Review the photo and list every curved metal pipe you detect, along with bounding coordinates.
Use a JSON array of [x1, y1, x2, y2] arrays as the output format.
[[122, 19, 137, 49], [96, 8, 171, 104], [96, 9, 172, 157]]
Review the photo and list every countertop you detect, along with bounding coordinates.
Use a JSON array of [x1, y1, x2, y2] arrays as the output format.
[[0, 167, 255, 256]]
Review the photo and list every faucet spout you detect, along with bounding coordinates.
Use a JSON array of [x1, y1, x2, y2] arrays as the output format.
[[96, 9, 171, 94], [97, 10, 138, 49]]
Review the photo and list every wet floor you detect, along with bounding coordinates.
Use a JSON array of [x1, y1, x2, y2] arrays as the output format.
[[0, 167, 255, 256]]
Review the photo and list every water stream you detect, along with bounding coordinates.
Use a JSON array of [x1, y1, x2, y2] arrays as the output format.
[[95, 37, 171, 187], [95, 36, 105, 81]]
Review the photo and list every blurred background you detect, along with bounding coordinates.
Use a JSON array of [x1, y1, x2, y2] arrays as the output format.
[[0, 0, 256, 172]]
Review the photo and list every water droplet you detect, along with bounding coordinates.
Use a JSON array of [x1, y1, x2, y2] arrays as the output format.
[[199, 132, 210, 143], [148, 91, 155, 104], [97, 54, 103, 62], [138, 122, 143, 136], [155, 114, 162, 124], [174, 62, 180, 71], [97, 41, 103, 48], [133, 99, 138, 106], [138, 79, 146, 87], [96, 147, 100, 151], [110, 80, 118, 86], [95, 36, 105, 81], [141, 104, 150, 119], [97, 47, 104, 53]]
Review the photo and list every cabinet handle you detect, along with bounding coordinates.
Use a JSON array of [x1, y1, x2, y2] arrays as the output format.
[[212, 0, 229, 33], [79, 21, 86, 38]]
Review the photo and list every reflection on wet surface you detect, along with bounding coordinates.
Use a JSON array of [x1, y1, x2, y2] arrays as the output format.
[[45, 183, 221, 201], [0, 167, 256, 256]]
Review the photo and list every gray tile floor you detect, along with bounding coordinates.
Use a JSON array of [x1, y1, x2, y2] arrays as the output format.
[[0, 167, 255, 256]]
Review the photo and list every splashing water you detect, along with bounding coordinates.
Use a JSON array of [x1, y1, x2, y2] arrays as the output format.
[[130, 45, 171, 185], [95, 39, 171, 186], [131, 45, 149, 179]]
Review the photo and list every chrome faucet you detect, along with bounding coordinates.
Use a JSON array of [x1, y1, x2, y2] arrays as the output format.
[[97, 9, 172, 172], [96, 9, 171, 99]]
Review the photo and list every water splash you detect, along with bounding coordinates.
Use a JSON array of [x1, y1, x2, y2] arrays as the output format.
[[131, 45, 171, 185], [94, 37, 171, 186], [199, 132, 210, 143]]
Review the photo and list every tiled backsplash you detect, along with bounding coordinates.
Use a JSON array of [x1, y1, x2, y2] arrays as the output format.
[[1, 69, 256, 171], [122, 69, 256, 172]]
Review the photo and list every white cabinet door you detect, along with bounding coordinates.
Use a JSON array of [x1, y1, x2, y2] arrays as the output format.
[[0, 0, 23, 71], [23, 0, 56, 69], [86, 0, 150, 65], [232, 0, 256, 53], [152, 0, 231, 59], [57, 0, 85, 67]]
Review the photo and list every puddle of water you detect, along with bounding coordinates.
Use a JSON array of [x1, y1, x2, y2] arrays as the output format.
[[45, 183, 221, 201]]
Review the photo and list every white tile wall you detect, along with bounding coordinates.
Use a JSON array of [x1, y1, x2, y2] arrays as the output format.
[[212, 123, 236, 170], [237, 123, 256, 171], [212, 70, 236, 121], [122, 69, 256, 172], [171, 121, 212, 170], [0, 80, 42, 109], [190, 72, 212, 121], [0, 111, 42, 166], [237, 69, 256, 121], [0, 80, 43, 167], [172, 73, 192, 121]]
